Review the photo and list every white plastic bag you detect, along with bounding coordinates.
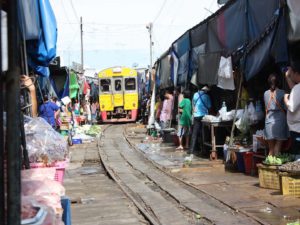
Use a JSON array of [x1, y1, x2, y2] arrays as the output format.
[[218, 56, 233, 78], [235, 106, 250, 134], [24, 116, 68, 162], [248, 102, 256, 124]]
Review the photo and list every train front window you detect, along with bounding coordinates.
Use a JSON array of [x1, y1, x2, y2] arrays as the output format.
[[125, 78, 136, 91], [115, 80, 122, 91], [100, 79, 111, 92]]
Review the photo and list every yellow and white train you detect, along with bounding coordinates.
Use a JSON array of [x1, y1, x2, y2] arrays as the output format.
[[98, 66, 138, 122]]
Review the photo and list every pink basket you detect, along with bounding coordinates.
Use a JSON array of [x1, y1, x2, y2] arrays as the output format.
[[30, 161, 67, 184]]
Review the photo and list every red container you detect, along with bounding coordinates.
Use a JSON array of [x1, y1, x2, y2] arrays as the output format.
[[243, 152, 254, 175]]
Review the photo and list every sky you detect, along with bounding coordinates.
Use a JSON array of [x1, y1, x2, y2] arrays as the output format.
[[49, 0, 221, 71]]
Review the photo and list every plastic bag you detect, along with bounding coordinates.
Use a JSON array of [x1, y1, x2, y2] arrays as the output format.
[[24, 116, 68, 163], [22, 168, 56, 180], [22, 179, 65, 196], [247, 102, 257, 124], [235, 106, 250, 134], [218, 56, 233, 78], [21, 196, 59, 225]]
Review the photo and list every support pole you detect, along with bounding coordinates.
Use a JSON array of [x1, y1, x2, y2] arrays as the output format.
[[80, 17, 84, 72], [0, 2, 5, 224], [229, 71, 243, 147], [146, 22, 153, 69], [7, 0, 21, 224]]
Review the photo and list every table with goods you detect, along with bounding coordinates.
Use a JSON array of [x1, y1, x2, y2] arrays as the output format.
[[22, 116, 71, 225]]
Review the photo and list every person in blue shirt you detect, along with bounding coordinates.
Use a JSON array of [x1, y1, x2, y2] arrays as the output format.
[[39, 95, 60, 128], [186, 85, 212, 161]]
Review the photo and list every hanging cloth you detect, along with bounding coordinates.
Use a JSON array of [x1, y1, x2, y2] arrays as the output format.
[[171, 51, 179, 87], [217, 56, 235, 90], [61, 74, 69, 99], [69, 72, 79, 99], [197, 52, 221, 85], [18, 0, 41, 40], [83, 81, 91, 95]]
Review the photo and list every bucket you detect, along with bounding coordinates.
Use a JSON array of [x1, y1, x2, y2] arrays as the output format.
[[236, 151, 246, 173], [243, 151, 253, 175]]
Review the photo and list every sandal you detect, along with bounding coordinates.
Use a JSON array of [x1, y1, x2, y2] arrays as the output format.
[[176, 146, 184, 150]]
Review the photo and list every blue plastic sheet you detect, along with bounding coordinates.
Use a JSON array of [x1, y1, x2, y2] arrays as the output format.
[[26, 0, 57, 76]]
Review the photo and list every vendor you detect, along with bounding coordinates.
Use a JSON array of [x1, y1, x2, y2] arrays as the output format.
[[176, 90, 192, 150], [39, 95, 60, 129], [284, 59, 300, 155], [187, 85, 211, 161], [74, 99, 80, 116], [263, 74, 289, 156], [159, 89, 174, 130]]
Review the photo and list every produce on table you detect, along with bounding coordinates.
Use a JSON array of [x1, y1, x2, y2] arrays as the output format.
[[263, 154, 294, 165], [279, 161, 300, 173], [85, 125, 101, 137]]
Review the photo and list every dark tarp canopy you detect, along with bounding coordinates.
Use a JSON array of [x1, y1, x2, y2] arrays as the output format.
[[197, 52, 221, 85], [244, 7, 289, 80], [158, 54, 173, 89], [156, 0, 289, 87], [189, 0, 280, 53], [172, 32, 190, 86], [287, 0, 300, 42]]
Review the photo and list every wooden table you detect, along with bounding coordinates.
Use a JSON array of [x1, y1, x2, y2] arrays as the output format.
[[201, 120, 232, 160]]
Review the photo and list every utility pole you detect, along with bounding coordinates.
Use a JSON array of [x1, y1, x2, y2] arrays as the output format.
[[146, 23, 153, 69], [80, 16, 84, 72]]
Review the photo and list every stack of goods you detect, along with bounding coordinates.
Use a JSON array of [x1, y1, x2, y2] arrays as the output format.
[[24, 116, 68, 163], [21, 168, 65, 225], [60, 113, 71, 136], [258, 154, 296, 191], [279, 160, 300, 173], [24, 116, 68, 185], [279, 161, 300, 197]]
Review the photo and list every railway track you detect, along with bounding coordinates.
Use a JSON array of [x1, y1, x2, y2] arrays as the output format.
[[98, 125, 262, 225]]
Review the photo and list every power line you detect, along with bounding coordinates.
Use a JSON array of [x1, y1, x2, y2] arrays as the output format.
[[69, 0, 80, 22], [153, 0, 168, 23], [60, 0, 78, 32], [204, 0, 216, 18]]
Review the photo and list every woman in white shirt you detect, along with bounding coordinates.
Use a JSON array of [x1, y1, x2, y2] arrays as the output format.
[[284, 60, 300, 155]]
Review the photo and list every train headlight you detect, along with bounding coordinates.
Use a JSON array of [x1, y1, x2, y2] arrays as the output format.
[[133, 103, 136, 107], [102, 105, 105, 109]]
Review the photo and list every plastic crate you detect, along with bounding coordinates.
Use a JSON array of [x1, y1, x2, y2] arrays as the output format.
[[72, 138, 82, 144], [30, 161, 67, 184], [280, 173, 300, 197], [257, 164, 280, 190]]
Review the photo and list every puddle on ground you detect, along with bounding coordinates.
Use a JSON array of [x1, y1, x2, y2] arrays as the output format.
[[245, 206, 300, 225], [79, 167, 104, 175]]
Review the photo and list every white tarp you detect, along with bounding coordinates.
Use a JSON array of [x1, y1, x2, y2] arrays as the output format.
[[147, 83, 156, 128], [1, 11, 8, 71], [287, 0, 300, 42]]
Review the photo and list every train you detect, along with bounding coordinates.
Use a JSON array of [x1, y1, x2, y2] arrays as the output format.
[[98, 66, 139, 122]]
